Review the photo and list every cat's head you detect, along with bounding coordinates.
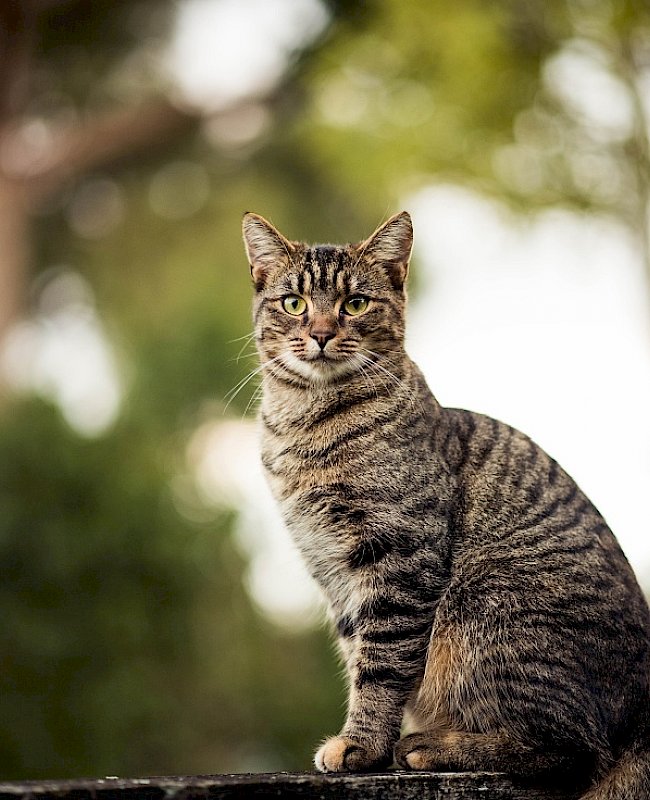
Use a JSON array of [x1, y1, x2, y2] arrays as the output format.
[[242, 211, 413, 386]]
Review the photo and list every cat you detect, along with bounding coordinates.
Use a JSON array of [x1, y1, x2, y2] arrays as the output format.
[[241, 209, 650, 798]]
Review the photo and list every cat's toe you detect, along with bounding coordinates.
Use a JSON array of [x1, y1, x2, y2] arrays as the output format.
[[394, 732, 448, 771], [315, 735, 390, 772]]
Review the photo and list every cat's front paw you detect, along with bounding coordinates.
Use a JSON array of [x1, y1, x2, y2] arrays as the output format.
[[315, 735, 391, 773]]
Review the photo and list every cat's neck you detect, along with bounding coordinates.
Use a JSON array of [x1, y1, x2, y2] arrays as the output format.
[[260, 353, 438, 431]]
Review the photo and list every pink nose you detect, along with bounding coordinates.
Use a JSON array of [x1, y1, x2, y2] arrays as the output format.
[[310, 329, 335, 349]]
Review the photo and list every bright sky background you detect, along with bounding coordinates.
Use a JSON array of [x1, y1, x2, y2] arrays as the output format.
[[165, 0, 328, 110]]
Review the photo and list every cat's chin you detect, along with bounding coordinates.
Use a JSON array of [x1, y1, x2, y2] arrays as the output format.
[[281, 352, 359, 385]]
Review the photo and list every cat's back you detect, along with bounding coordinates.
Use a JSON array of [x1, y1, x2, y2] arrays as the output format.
[[442, 406, 645, 605], [432, 407, 650, 747]]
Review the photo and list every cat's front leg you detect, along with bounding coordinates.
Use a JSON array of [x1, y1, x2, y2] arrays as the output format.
[[315, 675, 397, 773], [316, 592, 438, 772]]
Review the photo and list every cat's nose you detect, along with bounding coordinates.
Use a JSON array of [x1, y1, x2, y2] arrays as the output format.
[[310, 328, 336, 350]]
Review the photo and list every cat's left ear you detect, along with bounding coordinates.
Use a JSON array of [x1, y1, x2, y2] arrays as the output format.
[[242, 212, 295, 290], [357, 211, 413, 290]]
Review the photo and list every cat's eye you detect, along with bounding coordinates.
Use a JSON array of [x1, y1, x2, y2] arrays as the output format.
[[342, 296, 369, 316], [282, 295, 307, 316]]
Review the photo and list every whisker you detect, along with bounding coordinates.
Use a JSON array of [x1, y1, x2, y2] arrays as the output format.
[[356, 355, 392, 397], [229, 346, 257, 365], [226, 330, 259, 364], [354, 359, 380, 401], [229, 331, 257, 344], [356, 350, 416, 408], [235, 338, 258, 363], [243, 383, 264, 418], [224, 355, 283, 412]]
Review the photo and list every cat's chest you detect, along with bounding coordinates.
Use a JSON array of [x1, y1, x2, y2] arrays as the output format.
[[284, 505, 363, 610], [260, 425, 370, 606], [260, 411, 373, 495], [258, 394, 440, 609], [264, 451, 353, 575]]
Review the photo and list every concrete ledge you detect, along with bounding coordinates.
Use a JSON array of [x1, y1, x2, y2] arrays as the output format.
[[0, 772, 577, 800]]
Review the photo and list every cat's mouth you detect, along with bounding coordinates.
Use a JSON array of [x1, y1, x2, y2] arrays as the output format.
[[306, 351, 353, 369], [300, 347, 343, 364], [281, 350, 358, 383]]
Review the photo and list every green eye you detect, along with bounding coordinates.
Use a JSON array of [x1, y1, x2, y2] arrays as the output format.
[[343, 296, 369, 316], [282, 295, 307, 315]]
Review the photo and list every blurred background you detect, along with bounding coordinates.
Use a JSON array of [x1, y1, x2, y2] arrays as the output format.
[[1, 0, 650, 781]]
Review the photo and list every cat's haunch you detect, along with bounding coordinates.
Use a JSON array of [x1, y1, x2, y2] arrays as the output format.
[[242, 211, 650, 799]]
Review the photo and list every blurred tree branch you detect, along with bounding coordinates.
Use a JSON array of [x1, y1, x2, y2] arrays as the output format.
[[17, 100, 198, 201], [0, 0, 200, 362], [0, 0, 38, 355], [0, 2, 33, 124], [0, 99, 198, 338]]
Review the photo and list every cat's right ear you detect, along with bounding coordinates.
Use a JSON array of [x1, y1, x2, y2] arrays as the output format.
[[242, 213, 294, 290], [357, 211, 413, 290]]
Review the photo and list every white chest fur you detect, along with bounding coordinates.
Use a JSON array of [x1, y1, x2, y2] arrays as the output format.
[[281, 496, 365, 621]]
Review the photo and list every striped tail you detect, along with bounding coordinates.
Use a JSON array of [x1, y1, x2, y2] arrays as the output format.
[[581, 743, 650, 800]]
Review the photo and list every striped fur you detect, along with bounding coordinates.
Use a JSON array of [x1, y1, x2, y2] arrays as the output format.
[[242, 211, 650, 797]]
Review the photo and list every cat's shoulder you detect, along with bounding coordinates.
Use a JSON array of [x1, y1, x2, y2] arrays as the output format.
[[441, 405, 563, 481]]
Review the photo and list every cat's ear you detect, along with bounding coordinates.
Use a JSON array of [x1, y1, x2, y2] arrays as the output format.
[[357, 211, 413, 289], [242, 212, 295, 290]]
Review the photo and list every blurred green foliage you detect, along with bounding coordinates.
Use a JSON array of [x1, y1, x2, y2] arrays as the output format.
[[0, 401, 342, 777], [1, 0, 649, 781]]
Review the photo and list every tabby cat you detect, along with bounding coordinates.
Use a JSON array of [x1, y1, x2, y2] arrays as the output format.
[[242, 210, 650, 798]]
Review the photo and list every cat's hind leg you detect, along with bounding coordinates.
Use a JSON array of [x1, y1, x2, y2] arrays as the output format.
[[394, 729, 595, 780]]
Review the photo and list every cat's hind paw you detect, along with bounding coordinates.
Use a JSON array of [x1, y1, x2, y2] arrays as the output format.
[[315, 735, 391, 773], [394, 731, 454, 771]]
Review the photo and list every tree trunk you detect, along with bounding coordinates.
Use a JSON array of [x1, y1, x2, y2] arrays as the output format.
[[0, 176, 30, 349]]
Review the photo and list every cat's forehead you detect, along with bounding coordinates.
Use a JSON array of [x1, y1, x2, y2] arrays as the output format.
[[270, 243, 389, 296], [299, 245, 352, 293]]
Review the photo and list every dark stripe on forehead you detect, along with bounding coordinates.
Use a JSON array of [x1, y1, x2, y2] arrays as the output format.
[[304, 249, 316, 292], [297, 270, 305, 295], [314, 246, 336, 290], [319, 251, 328, 290], [332, 248, 345, 293]]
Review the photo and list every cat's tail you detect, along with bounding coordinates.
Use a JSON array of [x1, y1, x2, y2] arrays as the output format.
[[581, 739, 650, 799]]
